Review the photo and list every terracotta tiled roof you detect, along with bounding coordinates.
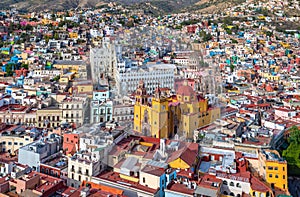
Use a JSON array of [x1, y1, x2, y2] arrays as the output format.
[[180, 148, 198, 166], [250, 176, 271, 192]]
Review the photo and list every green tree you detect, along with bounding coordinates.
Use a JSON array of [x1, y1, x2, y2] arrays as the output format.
[[199, 31, 212, 42], [287, 126, 300, 144], [44, 35, 51, 44], [54, 32, 59, 40], [52, 75, 60, 81], [265, 31, 273, 37], [24, 24, 33, 31], [231, 39, 238, 44], [5, 63, 14, 77], [21, 63, 28, 69], [282, 126, 300, 175], [230, 64, 235, 72]]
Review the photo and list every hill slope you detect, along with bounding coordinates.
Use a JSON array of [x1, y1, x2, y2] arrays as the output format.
[[0, 0, 106, 11], [0, 0, 245, 14]]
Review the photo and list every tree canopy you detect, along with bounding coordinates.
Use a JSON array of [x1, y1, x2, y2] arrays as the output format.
[[283, 126, 300, 175]]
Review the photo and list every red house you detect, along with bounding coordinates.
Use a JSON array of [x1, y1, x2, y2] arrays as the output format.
[[15, 68, 28, 77], [187, 25, 198, 33]]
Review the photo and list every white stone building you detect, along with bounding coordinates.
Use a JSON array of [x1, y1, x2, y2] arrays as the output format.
[[60, 96, 88, 127], [115, 63, 176, 95], [90, 38, 117, 84]]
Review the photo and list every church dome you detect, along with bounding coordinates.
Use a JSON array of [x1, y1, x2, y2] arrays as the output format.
[[177, 80, 195, 96]]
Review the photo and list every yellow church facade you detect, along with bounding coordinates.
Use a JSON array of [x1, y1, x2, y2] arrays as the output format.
[[134, 80, 220, 139]]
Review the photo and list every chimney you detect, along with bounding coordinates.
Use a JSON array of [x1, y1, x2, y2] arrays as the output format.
[[160, 138, 166, 157]]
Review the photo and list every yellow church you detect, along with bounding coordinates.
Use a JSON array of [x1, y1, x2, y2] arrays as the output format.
[[134, 80, 220, 139]]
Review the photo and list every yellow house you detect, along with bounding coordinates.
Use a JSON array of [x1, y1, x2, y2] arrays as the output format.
[[280, 42, 290, 48], [261, 73, 280, 81], [258, 150, 288, 191], [42, 19, 52, 25], [0, 134, 35, 154], [134, 80, 220, 139], [36, 108, 63, 128], [76, 84, 93, 94], [69, 32, 78, 39], [53, 61, 86, 78], [258, 15, 266, 20], [59, 76, 70, 84], [228, 89, 240, 94]]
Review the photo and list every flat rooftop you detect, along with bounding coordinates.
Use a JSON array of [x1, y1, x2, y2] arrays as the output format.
[[41, 155, 68, 170], [95, 171, 158, 194]]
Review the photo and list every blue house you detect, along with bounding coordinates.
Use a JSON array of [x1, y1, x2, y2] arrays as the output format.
[[16, 75, 25, 86], [139, 161, 177, 197], [90, 88, 113, 124]]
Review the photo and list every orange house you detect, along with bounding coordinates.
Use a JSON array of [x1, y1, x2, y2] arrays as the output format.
[[63, 133, 80, 156], [82, 181, 124, 196]]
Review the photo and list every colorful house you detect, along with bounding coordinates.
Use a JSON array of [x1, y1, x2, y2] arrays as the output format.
[[258, 150, 288, 191]]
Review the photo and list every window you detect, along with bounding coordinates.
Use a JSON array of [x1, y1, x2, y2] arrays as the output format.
[[268, 166, 273, 170], [275, 175, 279, 178], [143, 177, 145, 183], [283, 184, 285, 189], [78, 175, 81, 181], [236, 183, 241, 188], [14, 142, 18, 145], [19, 143, 23, 146], [283, 167, 285, 171], [283, 175, 286, 179], [230, 182, 234, 186], [8, 142, 12, 145], [223, 180, 228, 185], [2, 142, 5, 145], [274, 167, 278, 170], [269, 174, 272, 178]]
